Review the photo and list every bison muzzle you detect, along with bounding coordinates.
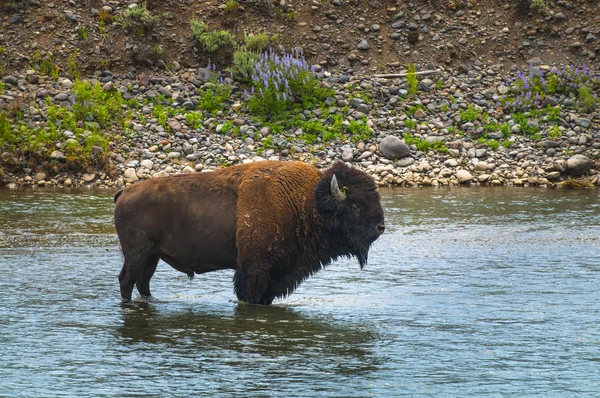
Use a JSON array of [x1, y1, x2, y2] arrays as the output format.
[[114, 161, 385, 305]]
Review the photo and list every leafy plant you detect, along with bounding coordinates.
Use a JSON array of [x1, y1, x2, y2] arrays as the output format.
[[228, 49, 260, 83], [190, 20, 236, 52], [123, 5, 158, 35], [77, 26, 88, 40], [224, 0, 239, 11], [406, 63, 418, 96], [547, 125, 562, 139], [246, 49, 333, 120], [404, 119, 417, 129], [185, 111, 203, 129], [460, 104, 480, 122], [244, 31, 278, 52]]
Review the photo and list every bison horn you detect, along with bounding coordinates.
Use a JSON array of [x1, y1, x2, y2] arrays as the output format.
[[330, 174, 346, 202]]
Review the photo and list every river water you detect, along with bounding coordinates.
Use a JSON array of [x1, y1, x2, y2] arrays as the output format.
[[0, 187, 599, 397]]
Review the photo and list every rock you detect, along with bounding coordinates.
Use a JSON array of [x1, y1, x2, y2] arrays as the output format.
[[414, 109, 427, 119], [64, 178, 72, 187], [379, 135, 411, 160], [182, 166, 195, 174], [124, 168, 139, 181], [35, 172, 47, 181], [141, 160, 154, 169], [396, 157, 415, 167], [103, 82, 114, 91], [168, 152, 181, 159], [574, 118, 591, 128], [168, 120, 182, 132], [82, 173, 96, 183], [456, 170, 473, 184], [474, 162, 488, 171], [357, 39, 369, 50], [6, 183, 18, 189], [554, 12, 566, 21], [3, 75, 18, 85], [341, 147, 354, 162], [50, 150, 66, 161], [444, 159, 458, 167], [566, 155, 592, 176], [152, 171, 169, 178]]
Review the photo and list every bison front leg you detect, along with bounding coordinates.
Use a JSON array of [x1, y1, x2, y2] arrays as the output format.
[[233, 263, 273, 305]]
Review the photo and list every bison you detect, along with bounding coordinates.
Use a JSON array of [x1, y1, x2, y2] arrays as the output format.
[[114, 160, 385, 305]]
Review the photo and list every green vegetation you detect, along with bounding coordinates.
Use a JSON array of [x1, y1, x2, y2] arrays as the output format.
[[404, 133, 448, 154], [406, 64, 418, 96], [185, 111, 203, 129], [67, 51, 79, 80], [513, 112, 540, 136], [152, 103, 168, 127], [404, 119, 417, 129], [547, 125, 562, 139], [282, 11, 298, 21], [153, 44, 164, 58], [228, 49, 260, 83], [460, 104, 481, 122], [197, 72, 232, 114], [1, 81, 128, 171], [224, 0, 239, 11], [31, 51, 59, 80], [123, 5, 158, 35], [77, 26, 88, 40], [244, 31, 279, 52], [246, 50, 334, 121], [190, 20, 236, 52]]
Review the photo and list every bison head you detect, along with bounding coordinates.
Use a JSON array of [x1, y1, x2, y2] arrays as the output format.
[[315, 161, 385, 268]]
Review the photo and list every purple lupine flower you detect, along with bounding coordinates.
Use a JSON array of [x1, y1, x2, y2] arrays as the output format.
[[251, 86, 255, 94]]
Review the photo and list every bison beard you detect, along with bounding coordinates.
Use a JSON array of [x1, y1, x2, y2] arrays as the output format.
[[114, 161, 385, 305]]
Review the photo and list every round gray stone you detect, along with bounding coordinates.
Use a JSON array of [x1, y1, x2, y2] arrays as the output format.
[[456, 170, 473, 184], [379, 135, 410, 160], [566, 155, 592, 176]]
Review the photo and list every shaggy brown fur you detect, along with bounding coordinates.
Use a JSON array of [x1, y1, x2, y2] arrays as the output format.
[[114, 161, 385, 305]]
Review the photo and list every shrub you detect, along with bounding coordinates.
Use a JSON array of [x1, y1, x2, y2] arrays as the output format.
[[228, 49, 261, 83], [224, 0, 239, 11], [503, 64, 598, 112], [244, 31, 278, 52], [246, 49, 334, 120], [123, 5, 158, 34], [198, 69, 232, 114], [190, 20, 236, 52]]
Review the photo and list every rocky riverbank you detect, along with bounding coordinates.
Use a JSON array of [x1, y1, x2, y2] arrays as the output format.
[[1, 60, 599, 190]]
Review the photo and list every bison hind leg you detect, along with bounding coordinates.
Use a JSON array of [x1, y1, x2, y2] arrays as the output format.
[[119, 253, 159, 302]]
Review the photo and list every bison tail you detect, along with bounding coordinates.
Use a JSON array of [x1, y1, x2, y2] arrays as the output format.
[[114, 188, 124, 203]]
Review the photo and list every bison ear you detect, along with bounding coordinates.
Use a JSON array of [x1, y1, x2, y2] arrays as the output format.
[[330, 174, 346, 202]]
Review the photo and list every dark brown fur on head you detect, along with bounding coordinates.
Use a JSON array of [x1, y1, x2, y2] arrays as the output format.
[[314, 161, 384, 268]]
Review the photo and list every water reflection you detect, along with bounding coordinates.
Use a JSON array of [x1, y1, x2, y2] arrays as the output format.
[[117, 301, 381, 375]]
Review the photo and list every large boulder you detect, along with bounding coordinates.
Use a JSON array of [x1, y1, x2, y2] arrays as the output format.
[[379, 135, 410, 160], [566, 155, 592, 176], [456, 170, 473, 184]]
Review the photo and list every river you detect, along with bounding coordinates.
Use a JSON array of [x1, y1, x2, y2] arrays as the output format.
[[0, 187, 599, 397]]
